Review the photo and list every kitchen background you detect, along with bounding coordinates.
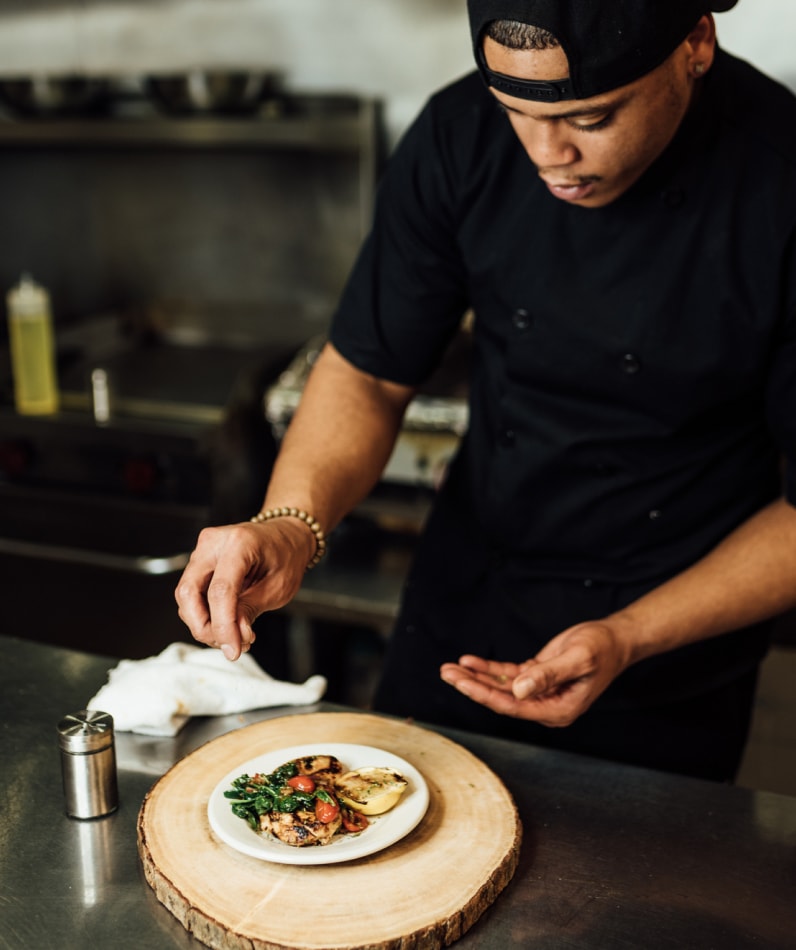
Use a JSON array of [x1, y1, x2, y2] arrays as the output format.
[[0, 0, 794, 796], [0, 0, 791, 146]]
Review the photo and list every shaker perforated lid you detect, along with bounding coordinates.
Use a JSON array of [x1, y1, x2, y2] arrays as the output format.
[[57, 710, 114, 753]]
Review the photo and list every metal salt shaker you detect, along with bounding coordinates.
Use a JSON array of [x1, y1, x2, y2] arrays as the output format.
[[58, 710, 119, 819]]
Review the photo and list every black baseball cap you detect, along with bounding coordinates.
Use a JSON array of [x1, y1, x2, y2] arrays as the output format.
[[469, 0, 740, 102]]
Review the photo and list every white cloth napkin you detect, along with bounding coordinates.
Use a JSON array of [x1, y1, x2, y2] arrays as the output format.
[[87, 642, 327, 737]]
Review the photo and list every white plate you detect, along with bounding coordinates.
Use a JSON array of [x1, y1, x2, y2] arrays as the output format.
[[207, 742, 429, 865]]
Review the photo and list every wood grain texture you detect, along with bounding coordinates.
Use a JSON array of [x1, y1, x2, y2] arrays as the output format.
[[137, 712, 522, 950]]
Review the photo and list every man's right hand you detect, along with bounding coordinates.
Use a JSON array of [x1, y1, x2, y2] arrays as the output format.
[[174, 517, 315, 661], [175, 342, 416, 662]]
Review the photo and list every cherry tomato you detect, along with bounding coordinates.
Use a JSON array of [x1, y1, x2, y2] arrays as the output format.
[[315, 796, 340, 824], [287, 774, 316, 793], [342, 809, 369, 833]]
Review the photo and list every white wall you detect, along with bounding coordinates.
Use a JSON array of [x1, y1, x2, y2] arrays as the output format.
[[0, 0, 791, 146], [718, 0, 796, 85]]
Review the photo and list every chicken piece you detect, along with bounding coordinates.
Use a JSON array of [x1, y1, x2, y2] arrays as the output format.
[[259, 802, 342, 847], [293, 754, 345, 786]]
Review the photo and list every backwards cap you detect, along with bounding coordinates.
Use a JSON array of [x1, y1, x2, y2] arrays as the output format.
[[469, 0, 739, 102]]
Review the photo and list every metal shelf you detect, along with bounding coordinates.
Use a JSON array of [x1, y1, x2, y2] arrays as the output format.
[[0, 99, 379, 152]]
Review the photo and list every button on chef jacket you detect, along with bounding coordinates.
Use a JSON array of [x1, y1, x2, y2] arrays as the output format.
[[330, 49, 796, 704]]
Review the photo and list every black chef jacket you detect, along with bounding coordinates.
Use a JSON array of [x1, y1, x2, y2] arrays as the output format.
[[329, 48, 796, 766]]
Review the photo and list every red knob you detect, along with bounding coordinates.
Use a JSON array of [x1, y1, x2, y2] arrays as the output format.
[[122, 456, 158, 494], [0, 439, 33, 476]]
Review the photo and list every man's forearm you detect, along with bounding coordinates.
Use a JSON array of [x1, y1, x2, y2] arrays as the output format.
[[262, 342, 416, 531], [610, 496, 796, 666]]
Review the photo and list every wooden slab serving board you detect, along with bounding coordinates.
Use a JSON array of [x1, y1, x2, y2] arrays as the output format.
[[137, 711, 522, 950]]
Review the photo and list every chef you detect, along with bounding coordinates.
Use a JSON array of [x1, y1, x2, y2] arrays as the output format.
[[176, 0, 796, 781]]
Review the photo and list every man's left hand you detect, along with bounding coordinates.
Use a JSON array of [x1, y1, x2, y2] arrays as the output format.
[[439, 621, 631, 727]]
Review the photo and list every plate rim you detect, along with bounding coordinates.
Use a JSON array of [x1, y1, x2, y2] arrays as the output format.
[[206, 741, 430, 866]]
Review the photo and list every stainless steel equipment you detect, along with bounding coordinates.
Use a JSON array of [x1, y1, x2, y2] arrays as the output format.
[[0, 76, 109, 116], [145, 70, 281, 115], [265, 329, 471, 494]]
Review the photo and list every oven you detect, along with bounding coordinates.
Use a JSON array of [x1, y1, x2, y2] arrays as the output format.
[[0, 312, 301, 659]]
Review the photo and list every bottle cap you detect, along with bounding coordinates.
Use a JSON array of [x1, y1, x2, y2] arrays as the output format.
[[7, 274, 49, 315]]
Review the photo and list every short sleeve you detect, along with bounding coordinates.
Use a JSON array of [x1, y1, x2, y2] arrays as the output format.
[[330, 95, 471, 385]]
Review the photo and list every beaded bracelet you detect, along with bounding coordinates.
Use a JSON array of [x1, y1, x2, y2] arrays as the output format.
[[250, 507, 327, 569]]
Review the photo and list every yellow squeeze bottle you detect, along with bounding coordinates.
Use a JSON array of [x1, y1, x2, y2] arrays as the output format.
[[7, 274, 59, 415]]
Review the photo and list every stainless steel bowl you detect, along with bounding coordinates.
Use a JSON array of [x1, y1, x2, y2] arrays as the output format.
[[0, 76, 109, 116], [145, 71, 278, 116]]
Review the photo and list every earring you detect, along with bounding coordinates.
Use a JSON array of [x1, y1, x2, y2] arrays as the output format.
[[693, 63, 706, 76]]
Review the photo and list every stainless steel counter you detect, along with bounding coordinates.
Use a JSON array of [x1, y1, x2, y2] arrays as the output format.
[[2, 634, 795, 950]]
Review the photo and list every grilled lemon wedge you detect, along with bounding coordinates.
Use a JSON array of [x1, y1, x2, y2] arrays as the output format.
[[335, 767, 408, 815]]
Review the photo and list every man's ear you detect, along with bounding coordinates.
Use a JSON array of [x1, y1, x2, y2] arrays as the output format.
[[685, 14, 717, 77]]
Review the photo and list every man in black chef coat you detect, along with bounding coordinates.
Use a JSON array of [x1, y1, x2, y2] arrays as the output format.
[[175, 0, 796, 781]]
